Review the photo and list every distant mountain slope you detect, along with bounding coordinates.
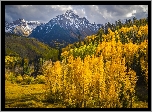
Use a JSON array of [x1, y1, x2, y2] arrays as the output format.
[[5, 19, 42, 37], [5, 33, 59, 61], [29, 10, 103, 47]]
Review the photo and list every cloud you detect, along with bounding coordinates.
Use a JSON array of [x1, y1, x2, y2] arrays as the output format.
[[126, 10, 136, 18], [51, 5, 73, 12], [5, 5, 148, 24]]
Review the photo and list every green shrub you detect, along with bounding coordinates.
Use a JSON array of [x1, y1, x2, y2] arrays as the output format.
[[6, 72, 16, 83], [35, 75, 46, 84], [21, 75, 35, 85], [16, 75, 23, 83]]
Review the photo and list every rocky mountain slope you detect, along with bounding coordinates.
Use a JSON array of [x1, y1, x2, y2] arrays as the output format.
[[29, 10, 103, 47], [5, 19, 42, 36]]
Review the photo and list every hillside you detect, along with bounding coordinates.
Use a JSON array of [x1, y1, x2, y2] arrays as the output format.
[[5, 33, 59, 61]]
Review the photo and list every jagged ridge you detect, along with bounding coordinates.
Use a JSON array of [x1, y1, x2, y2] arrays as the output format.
[[5, 18, 42, 36], [29, 10, 103, 47]]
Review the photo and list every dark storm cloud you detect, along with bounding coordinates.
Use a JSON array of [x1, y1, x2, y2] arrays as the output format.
[[5, 5, 148, 24], [92, 5, 148, 23], [5, 5, 59, 23]]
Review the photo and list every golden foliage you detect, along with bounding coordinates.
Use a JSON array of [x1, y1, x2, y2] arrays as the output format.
[[43, 24, 148, 108]]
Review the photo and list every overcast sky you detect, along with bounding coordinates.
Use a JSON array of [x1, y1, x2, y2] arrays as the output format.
[[5, 5, 148, 24]]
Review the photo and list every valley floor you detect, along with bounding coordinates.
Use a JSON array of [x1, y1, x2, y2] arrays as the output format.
[[5, 81, 148, 108], [5, 81, 66, 108]]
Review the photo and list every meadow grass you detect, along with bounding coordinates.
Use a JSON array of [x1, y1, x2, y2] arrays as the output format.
[[5, 81, 65, 108], [5, 80, 148, 108]]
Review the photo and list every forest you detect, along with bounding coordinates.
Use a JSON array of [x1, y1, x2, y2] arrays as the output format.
[[5, 17, 148, 108]]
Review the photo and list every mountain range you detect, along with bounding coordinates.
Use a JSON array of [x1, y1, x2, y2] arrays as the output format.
[[5, 19, 42, 36], [5, 10, 103, 47]]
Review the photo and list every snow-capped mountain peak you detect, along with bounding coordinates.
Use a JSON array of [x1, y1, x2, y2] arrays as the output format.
[[29, 10, 103, 47], [64, 10, 79, 20], [5, 19, 41, 36], [65, 10, 75, 17]]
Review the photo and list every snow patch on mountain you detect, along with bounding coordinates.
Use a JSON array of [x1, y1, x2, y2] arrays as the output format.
[[5, 18, 41, 36], [29, 10, 104, 47]]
